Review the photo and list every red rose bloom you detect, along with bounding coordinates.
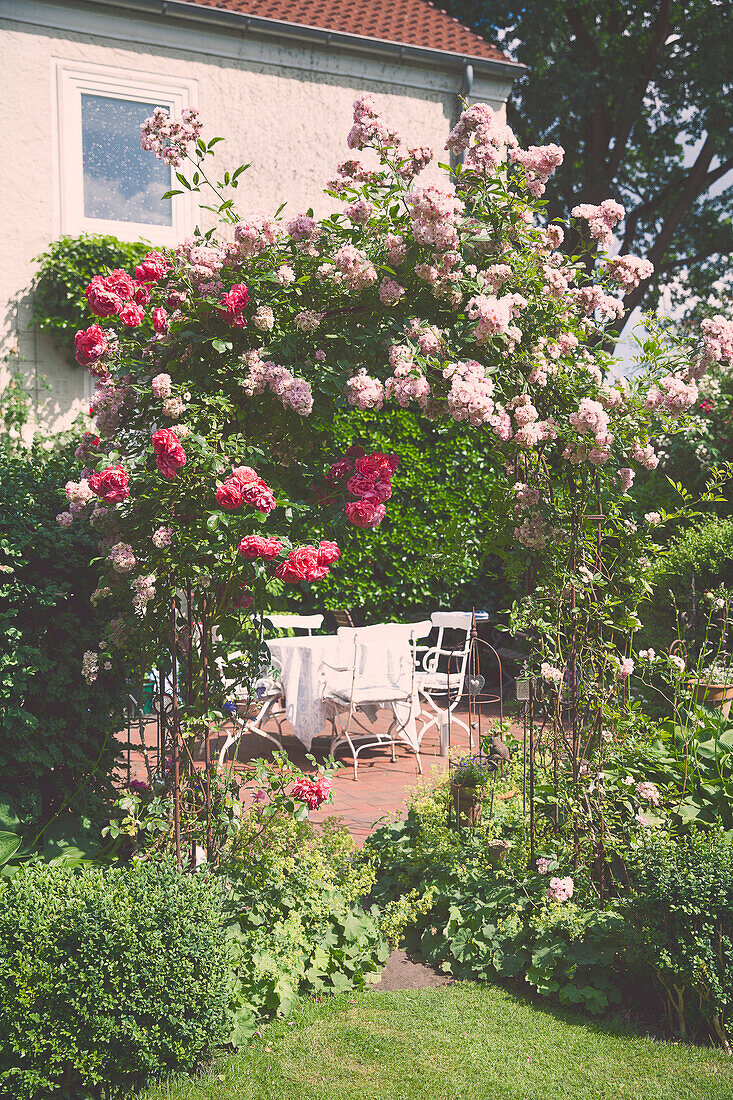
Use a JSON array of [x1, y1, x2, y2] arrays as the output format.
[[345, 444, 367, 459], [238, 535, 283, 559], [74, 324, 108, 367], [135, 251, 169, 283], [317, 540, 340, 566], [152, 429, 186, 479], [152, 307, 169, 334], [346, 473, 378, 498], [88, 464, 129, 503], [133, 282, 151, 305], [152, 428, 181, 456], [220, 283, 250, 327], [240, 479, 276, 514], [345, 500, 386, 529], [361, 479, 392, 505], [230, 465, 258, 487], [104, 270, 136, 301], [216, 478, 244, 510], [326, 459, 353, 483], [232, 587, 254, 609], [275, 545, 328, 583], [291, 775, 331, 808], [118, 302, 145, 327], [85, 275, 123, 318], [355, 452, 399, 481]]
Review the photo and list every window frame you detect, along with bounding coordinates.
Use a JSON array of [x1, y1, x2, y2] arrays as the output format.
[[55, 60, 197, 244]]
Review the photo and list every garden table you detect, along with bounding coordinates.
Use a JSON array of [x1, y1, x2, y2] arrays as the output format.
[[266, 634, 342, 749]]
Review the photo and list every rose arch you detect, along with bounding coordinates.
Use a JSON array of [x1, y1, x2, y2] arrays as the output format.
[[63, 95, 733, 861]]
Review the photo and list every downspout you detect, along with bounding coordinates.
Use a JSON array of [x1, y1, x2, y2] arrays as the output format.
[[457, 61, 474, 167]]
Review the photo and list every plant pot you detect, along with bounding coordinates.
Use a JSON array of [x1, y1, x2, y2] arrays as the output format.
[[690, 681, 733, 719], [450, 782, 483, 827]]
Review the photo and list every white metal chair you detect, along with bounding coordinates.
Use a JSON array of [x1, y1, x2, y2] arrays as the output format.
[[324, 621, 431, 780], [216, 616, 323, 765], [415, 611, 474, 750]]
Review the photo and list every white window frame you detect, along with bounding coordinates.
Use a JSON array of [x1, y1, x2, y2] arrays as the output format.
[[54, 60, 197, 244]]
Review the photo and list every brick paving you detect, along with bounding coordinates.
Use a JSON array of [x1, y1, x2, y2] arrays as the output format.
[[121, 701, 514, 844]]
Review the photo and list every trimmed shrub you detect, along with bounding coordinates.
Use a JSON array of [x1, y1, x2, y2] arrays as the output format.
[[626, 831, 733, 1049], [0, 859, 229, 1098]]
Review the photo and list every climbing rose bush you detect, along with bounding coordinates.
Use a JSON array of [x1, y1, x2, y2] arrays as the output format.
[[62, 95, 731, 722]]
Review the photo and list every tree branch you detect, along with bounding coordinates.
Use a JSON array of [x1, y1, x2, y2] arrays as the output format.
[[606, 0, 672, 178]]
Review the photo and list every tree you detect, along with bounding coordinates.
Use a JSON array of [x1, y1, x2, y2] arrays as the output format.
[[443, 1, 733, 328]]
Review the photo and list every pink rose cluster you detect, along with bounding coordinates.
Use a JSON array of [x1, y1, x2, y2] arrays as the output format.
[[290, 774, 332, 809], [605, 255, 654, 294], [275, 542, 340, 584], [571, 199, 625, 247], [509, 143, 564, 196], [241, 351, 314, 417], [446, 102, 517, 173], [346, 368, 385, 412], [384, 344, 431, 410], [347, 93, 401, 151], [140, 105, 202, 167], [547, 876, 574, 903], [216, 465, 275, 514], [645, 374, 698, 415], [466, 292, 524, 344], [700, 315, 733, 370], [152, 428, 186, 480], [238, 535, 284, 561], [405, 185, 463, 251], [233, 212, 279, 258]]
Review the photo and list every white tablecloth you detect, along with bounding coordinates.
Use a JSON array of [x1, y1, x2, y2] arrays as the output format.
[[266, 627, 423, 751], [266, 635, 341, 750]]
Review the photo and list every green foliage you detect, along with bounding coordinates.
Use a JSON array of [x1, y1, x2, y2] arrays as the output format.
[[285, 405, 510, 620], [223, 812, 388, 1042], [31, 234, 150, 358], [626, 831, 733, 1047], [0, 859, 230, 1098], [365, 782, 624, 1016], [0, 445, 126, 822], [443, 1, 733, 321], [638, 516, 733, 657], [605, 709, 733, 835]]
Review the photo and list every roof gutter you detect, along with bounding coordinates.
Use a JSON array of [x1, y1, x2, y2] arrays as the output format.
[[81, 0, 526, 81]]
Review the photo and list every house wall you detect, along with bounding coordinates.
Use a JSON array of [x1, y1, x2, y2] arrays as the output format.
[[0, 0, 512, 432]]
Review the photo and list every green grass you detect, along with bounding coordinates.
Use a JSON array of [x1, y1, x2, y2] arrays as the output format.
[[142, 983, 733, 1100]]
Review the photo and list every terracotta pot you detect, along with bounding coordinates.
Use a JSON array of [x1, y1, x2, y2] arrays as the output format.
[[450, 782, 483, 827], [690, 681, 733, 719]]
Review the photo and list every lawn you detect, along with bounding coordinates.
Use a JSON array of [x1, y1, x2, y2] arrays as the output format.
[[143, 982, 733, 1100]]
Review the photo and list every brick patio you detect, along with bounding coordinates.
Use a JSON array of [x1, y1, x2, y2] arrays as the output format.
[[121, 701, 515, 844]]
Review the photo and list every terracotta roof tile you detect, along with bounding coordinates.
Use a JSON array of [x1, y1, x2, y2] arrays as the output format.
[[185, 0, 512, 64]]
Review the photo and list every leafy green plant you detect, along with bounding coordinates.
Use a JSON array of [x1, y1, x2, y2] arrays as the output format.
[[222, 811, 388, 1043], [31, 234, 150, 359], [451, 754, 496, 789], [0, 444, 127, 824], [626, 831, 733, 1049], [0, 859, 230, 1098]]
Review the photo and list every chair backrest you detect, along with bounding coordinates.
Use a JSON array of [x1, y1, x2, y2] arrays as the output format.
[[266, 613, 324, 636], [421, 611, 473, 696], [337, 623, 421, 702], [332, 609, 355, 629]]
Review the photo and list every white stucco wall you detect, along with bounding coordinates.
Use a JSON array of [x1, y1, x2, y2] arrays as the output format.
[[0, 0, 513, 431]]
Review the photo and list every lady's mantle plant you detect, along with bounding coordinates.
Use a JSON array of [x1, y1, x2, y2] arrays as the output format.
[[61, 96, 731, 782]]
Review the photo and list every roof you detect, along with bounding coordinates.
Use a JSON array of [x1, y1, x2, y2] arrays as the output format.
[[184, 0, 513, 65]]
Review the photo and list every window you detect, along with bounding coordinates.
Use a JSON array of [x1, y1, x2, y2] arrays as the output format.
[[55, 61, 197, 243]]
